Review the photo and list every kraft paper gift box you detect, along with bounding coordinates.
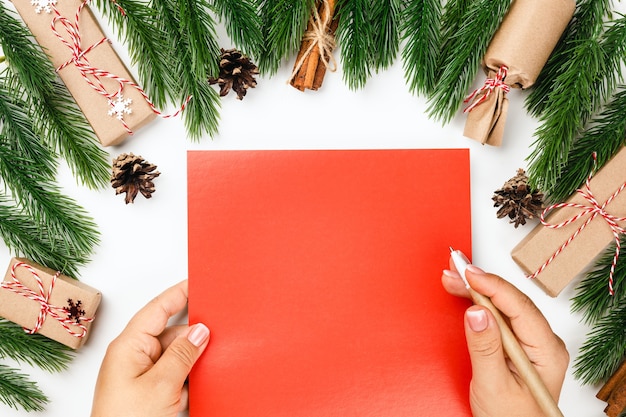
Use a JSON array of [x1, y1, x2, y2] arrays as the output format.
[[11, 0, 156, 146], [0, 257, 101, 349], [464, 0, 575, 146], [511, 147, 626, 297]]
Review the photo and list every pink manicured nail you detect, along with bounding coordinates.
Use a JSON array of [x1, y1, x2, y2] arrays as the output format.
[[466, 309, 488, 332], [466, 264, 486, 275], [188, 323, 210, 347], [443, 269, 461, 279]]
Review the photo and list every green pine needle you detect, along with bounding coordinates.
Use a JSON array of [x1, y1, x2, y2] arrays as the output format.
[[181, 79, 221, 141], [0, 5, 109, 189], [574, 300, 626, 385], [0, 83, 99, 276], [572, 236, 626, 324], [0, 364, 48, 412], [548, 87, 626, 203], [527, 15, 626, 193], [0, 197, 85, 277], [259, 0, 314, 75], [0, 320, 73, 373], [401, 0, 442, 95], [426, 0, 511, 123], [152, 0, 221, 139], [526, 0, 613, 118], [368, 0, 401, 71], [336, 0, 373, 90], [0, 4, 55, 99], [94, 0, 176, 108], [178, 0, 221, 80], [210, 0, 263, 59], [438, 0, 472, 57], [526, 39, 602, 192]]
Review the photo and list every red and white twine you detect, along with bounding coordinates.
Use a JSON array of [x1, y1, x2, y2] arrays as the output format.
[[1, 262, 94, 338], [463, 65, 510, 113], [529, 153, 626, 295], [49, 0, 190, 135]]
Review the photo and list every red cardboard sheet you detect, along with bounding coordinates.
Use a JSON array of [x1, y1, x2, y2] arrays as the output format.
[[188, 149, 472, 416]]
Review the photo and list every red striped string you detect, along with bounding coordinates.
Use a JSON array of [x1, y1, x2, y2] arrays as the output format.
[[463, 65, 510, 113], [529, 153, 626, 295], [1, 262, 94, 338], [49, 0, 190, 135]]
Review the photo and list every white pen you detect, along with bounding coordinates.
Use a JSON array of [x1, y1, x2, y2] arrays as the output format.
[[449, 247, 564, 417]]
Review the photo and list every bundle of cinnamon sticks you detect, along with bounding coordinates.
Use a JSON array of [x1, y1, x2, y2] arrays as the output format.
[[289, 0, 339, 91]]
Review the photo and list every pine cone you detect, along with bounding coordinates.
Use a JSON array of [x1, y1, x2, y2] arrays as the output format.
[[111, 153, 160, 204], [209, 48, 259, 100], [492, 169, 544, 228]]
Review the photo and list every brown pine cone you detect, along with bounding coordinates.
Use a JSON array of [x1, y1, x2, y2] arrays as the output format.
[[492, 169, 544, 228], [111, 153, 160, 204], [209, 48, 259, 100]]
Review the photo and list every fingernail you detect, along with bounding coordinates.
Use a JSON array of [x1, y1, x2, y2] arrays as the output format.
[[466, 264, 486, 275], [188, 323, 210, 347], [466, 308, 488, 332], [443, 269, 461, 279]]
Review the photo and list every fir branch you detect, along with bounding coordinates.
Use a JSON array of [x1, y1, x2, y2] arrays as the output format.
[[0, 84, 99, 274], [0, 320, 73, 373], [426, 0, 511, 123], [401, 0, 442, 95], [35, 79, 111, 189], [259, 0, 314, 75], [0, 4, 54, 98], [527, 15, 626, 193], [0, 139, 100, 271], [0, 4, 109, 189], [574, 300, 626, 385], [0, 364, 47, 412], [210, 0, 263, 58], [549, 87, 626, 203], [178, 0, 221, 80], [572, 235, 626, 324], [0, 196, 85, 276], [526, 39, 603, 192], [152, 0, 221, 139], [336, 0, 372, 90], [94, 0, 174, 108], [369, 0, 401, 71], [438, 0, 472, 56], [0, 79, 56, 179], [526, 0, 612, 117]]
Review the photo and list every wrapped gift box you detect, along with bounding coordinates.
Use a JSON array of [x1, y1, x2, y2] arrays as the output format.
[[0, 257, 101, 349]]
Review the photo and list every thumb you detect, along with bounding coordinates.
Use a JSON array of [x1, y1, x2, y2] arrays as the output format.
[[151, 323, 210, 386], [464, 306, 511, 394]]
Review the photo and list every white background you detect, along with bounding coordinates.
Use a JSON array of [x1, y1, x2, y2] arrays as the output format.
[[5, 1, 625, 416]]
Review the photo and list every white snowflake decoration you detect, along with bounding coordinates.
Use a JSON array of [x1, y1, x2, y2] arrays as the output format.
[[31, 0, 57, 14], [108, 95, 133, 121]]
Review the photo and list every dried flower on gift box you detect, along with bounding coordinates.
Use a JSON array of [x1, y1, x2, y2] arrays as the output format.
[[493, 169, 544, 228], [209, 48, 259, 100], [111, 153, 160, 204]]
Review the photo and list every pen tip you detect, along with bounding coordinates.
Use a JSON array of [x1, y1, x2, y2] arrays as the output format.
[[449, 246, 455, 253]]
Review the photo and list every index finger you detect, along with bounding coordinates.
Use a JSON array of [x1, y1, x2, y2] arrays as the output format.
[[464, 269, 557, 350], [124, 280, 189, 337]]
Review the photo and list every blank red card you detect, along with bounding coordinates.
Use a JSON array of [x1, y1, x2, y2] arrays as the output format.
[[188, 149, 472, 416]]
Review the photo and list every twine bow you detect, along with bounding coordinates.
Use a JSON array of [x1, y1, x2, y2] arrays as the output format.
[[1, 262, 94, 337], [288, 0, 337, 83], [463, 65, 510, 113], [50, 0, 189, 135], [529, 153, 626, 295]]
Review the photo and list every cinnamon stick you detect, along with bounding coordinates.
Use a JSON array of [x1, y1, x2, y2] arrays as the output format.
[[312, 15, 339, 90], [289, 0, 337, 91], [599, 361, 626, 401]]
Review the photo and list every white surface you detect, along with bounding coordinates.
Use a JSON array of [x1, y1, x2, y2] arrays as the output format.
[[5, 4, 622, 416]]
